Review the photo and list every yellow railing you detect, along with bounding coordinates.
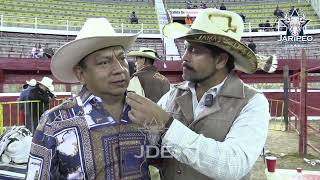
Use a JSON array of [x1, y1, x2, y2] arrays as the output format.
[[0, 98, 65, 134], [268, 99, 285, 131], [0, 98, 285, 133]]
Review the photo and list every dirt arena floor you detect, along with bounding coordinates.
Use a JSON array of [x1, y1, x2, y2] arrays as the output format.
[[250, 121, 320, 180]]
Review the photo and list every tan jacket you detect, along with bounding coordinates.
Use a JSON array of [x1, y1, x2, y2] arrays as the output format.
[[161, 74, 259, 180], [133, 66, 170, 103]]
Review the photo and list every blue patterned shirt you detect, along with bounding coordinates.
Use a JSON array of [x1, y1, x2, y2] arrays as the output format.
[[26, 87, 150, 180]]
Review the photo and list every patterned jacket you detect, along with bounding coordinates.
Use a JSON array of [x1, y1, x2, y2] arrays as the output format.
[[26, 87, 150, 180]]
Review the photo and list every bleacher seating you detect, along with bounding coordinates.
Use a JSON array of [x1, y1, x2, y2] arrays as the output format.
[[0, 0, 159, 33], [165, 0, 320, 30], [0, 32, 164, 58], [0, 0, 319, 59]]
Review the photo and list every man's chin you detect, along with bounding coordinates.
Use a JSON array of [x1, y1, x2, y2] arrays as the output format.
[[105, 87, 127, 96], [182, 73, 194, 81]]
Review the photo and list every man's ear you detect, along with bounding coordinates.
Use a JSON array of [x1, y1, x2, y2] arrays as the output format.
[[73, 65, 86, 85], [216, 53, 229, 70]]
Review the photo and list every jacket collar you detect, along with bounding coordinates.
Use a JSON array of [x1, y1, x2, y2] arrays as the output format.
[[174, 73, 245, 99], [133, 65, 157, 76], [219, 73, 245, 99]]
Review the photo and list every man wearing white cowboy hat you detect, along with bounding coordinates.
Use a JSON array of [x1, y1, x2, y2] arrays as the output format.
[[26, 18, 153, 180], [18, 79, 37, 125], [127, 47, 170, 102], [27, 76, 55, 133], [126, 8, 274, 180]]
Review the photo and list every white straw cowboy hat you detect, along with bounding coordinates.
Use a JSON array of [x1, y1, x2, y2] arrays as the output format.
[[51, 18, 139, 83], [163, 8, 258, 74], [26, 79, 37, 87], [38, 77, 54, 92], [127, 47, 162, 61]]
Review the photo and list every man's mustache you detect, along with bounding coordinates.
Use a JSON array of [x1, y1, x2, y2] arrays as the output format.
[[182, 63, 195, 71]]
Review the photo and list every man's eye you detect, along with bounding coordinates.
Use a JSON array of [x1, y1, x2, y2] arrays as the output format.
[[98, 61, 109, 65], [186, 47, 196, 53]]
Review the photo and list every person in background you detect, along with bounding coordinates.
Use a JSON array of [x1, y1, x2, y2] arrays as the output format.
[[200, 1, 207, 9], [128, 60, 137, 76], [186, 0, 192, 9], [185, 14, 193, 26], [127, 47, 170, 103], [289, 6, 295, 15], [38, 44, 44, 58], [43, 43, 55, 58], [31, 44, 39, 58], [130, 11, 138, 24], [274, 5, 284, 18], [264, 20, 272, 31], [18, 79, 37, 125], [220, 3, 226, 10], [27, 77, 55, 133]]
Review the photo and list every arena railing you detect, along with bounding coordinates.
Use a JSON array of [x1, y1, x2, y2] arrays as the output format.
[[0, 98, 65, 134], [0, 15, 161, 34]]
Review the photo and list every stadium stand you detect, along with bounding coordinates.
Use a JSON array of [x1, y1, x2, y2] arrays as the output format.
[[165, 0, 320, 30], [0, 0, 159, 33], [0, 0, 319, 59], [0, 32, 164, 58]]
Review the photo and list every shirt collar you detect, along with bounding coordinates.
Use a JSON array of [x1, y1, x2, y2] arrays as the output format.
[[187, 75, 228, 95], [78, 86, 102, 106]]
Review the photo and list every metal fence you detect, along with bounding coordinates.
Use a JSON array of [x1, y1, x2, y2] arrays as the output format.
[[0, 98, 65, 134]]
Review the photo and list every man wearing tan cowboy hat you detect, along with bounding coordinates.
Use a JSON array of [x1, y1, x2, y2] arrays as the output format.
[[27, 77, 55, 133], [127, 47, 170, 102], [126, 8, 275, 180], [26, 18, 153, 180]]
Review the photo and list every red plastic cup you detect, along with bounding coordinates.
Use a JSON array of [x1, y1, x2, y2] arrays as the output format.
[[266, 156, 277, 172]]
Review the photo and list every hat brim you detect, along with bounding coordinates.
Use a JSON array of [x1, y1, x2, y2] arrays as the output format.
[[51, 34, 138, 83], [178, 33, 257, 74], [37, 81, 54, 92], [127, 51, 161, 61]]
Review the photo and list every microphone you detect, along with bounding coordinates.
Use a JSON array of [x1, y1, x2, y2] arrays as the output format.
[[204, 94, 214, 107]]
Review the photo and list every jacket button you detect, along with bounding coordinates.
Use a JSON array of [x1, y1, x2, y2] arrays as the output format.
[[176, 170, 181, 174]]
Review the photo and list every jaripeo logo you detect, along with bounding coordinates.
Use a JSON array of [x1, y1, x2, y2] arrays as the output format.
[[277, 9, 313, 44]]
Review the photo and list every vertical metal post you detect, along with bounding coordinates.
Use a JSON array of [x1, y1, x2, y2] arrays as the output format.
[[294, 75, 298, 129], [66, 20, 69, 32], [0, 15, 3, 28], [299, 49, 307, 155], [0, 104, 3, 134], [283, 65, 289, 131], [121, 23, 124, 34]]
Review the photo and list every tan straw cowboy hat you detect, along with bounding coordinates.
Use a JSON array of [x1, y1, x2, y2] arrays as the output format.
[[163, 8, 258, 74], [51, 18, 139, 83], [127, 48, 162, 61]]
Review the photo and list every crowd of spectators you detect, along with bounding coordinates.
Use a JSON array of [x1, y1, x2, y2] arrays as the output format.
[[185, 0, 211, 9], [31, 43, 54, 59]]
